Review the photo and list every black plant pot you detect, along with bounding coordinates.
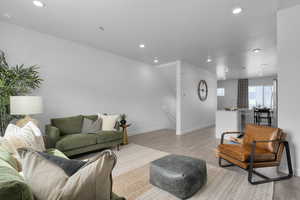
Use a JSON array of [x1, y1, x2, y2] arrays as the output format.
[[120, 119, 126, 125]]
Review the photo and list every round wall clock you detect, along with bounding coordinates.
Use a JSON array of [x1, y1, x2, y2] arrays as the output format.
[[198, 80, 208, 101]]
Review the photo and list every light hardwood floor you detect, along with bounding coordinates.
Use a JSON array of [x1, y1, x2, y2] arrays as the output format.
[[129, 127, 300, 200]]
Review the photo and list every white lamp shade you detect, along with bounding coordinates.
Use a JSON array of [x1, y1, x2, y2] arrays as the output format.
[[10, 96, 43, 115]]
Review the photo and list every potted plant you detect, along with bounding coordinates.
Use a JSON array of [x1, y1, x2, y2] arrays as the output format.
[[120, 114, 127, 126], [0, 51, 43, 136]]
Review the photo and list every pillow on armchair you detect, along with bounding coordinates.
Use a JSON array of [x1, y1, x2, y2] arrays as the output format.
[[18, 148, 116, 200]]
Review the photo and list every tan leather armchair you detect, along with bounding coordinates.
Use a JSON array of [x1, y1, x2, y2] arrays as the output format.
[[217, 124, 293, 184]]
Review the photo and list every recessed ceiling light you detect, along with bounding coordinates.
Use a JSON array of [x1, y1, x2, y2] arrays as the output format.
[[33, 1, 45, 8], [98, 26, 105, 31], [253, 48, 262, 53], [206, 58, 212, 63], [154, 58, 159, 63], [139, 44, 145, 48], [232, 7, 243, 15]]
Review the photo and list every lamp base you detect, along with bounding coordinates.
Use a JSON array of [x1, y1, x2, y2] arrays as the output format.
[[16, 115, 39, 127]]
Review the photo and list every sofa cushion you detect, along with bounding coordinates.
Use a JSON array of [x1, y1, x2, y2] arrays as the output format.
[[0, 159, 34, 200], [46, 148, 69, 159], [96, 131, 123, 144], [218, 144, 276, 162], [56, 134, 98, 151], [83, 115, 98, 121], [51, 115, 83, 135]]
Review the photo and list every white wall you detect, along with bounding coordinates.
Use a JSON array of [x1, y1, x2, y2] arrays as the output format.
[[0, 21, 173, 135], [157, 62, 178, 129], [248, 76, 277, 86], [179, 61, 217, 134], [217, 79, 238, 110], [278, 5, 300, 176]]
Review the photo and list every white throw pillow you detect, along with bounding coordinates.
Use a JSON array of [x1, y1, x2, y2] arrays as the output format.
[[22, 122, 45, 152], [98, 114, 120, 131], [4, 122, 45, 153], [4, 124, 28, 155], [0, 136, 17, 155]]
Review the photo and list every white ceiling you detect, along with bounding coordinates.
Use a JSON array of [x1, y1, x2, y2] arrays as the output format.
[[0, 0, 300, 79]]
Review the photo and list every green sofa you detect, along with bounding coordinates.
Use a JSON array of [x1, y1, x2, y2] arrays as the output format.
[[46, 115, 124, 157], [0, 147, 125, 200]]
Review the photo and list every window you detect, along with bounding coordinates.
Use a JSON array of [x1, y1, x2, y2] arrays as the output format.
[[217, 88, 225, 96], [248, 85, 273, 108]]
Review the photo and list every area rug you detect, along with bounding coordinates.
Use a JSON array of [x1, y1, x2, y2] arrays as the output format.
[[112, 144, 274, 200]]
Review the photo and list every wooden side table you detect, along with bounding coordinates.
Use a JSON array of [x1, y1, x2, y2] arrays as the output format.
[[121, 124, 131, 145]]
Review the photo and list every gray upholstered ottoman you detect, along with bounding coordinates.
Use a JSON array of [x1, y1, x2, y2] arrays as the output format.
[[150, 155, 207, 199]]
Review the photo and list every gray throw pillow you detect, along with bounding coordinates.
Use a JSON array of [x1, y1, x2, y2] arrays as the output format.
[[37, 151, 87, 176], [17, 148, 116, 200], [81, 117, 101, 133]]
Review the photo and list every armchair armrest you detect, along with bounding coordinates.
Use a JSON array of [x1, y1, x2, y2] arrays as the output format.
[[250, 139, 284, 152], [45, 125, 61, 148], [249, 139, 285, 164], [221, 131, 243, 144], [252, 139, 282, 143]]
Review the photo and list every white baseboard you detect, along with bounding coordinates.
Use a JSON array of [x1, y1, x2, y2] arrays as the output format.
[[128, 124, 214, 137], [279, 165, 300, 177], [179, 124, 215, 135], [296, 168, 300, 176], [128, 128, 174, 136]]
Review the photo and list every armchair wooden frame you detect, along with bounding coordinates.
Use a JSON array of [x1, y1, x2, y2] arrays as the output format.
[[219, 131, 293, 185]]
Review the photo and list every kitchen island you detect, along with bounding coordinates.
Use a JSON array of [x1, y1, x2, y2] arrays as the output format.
[[216, 109, 253, 139], [216, 110, 240, 139]]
